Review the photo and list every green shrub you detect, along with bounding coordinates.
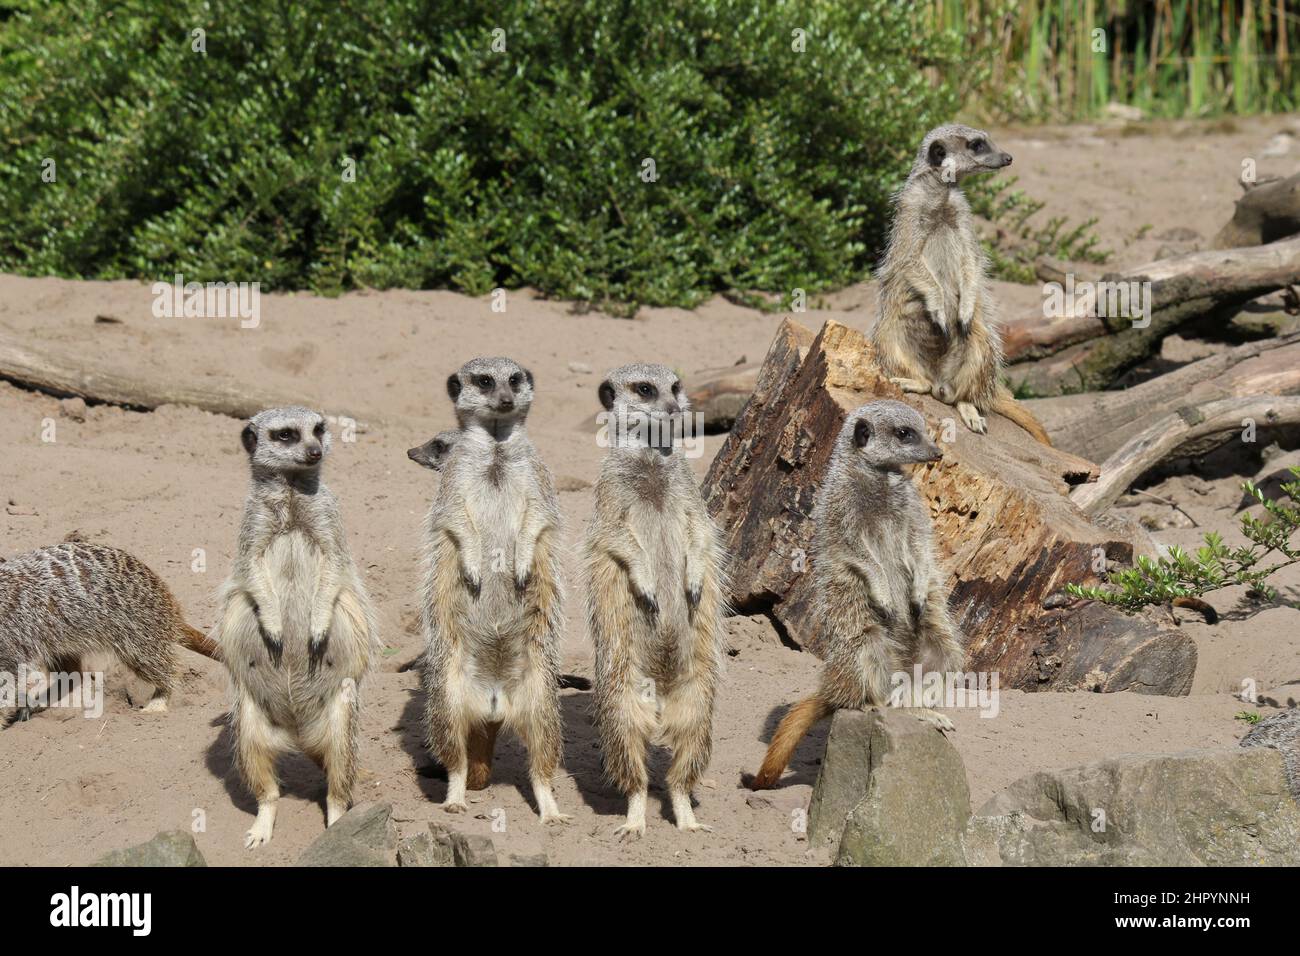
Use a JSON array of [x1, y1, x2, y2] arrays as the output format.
[[0, 0, 964, 309]]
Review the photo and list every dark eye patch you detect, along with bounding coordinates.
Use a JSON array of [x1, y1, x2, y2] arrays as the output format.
[[276, 428, 300, 442], [672, 381, 681, 395], [634, 382, 658, 400], [969, 139, 986, 153], [508, 373, 521, 390], [896, 427, 915, 441], [313, 422, 325, 436], [477, 375, 494, 390]]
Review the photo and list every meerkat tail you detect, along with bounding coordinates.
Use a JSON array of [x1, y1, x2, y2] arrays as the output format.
[[751, 696, 832, 790], [989, 393, 1052, 446], [178, 623, 221, 661], [466, 721, 500, 790]]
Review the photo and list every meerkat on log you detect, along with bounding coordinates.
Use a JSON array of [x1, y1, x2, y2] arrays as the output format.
[[871, 124, 1052, 445], [215, 406, 378, 849], [585, 364, 727, 840], [749, 401, 963, 790], [421, 357, 570, 822], [0, 542, 218, 723]]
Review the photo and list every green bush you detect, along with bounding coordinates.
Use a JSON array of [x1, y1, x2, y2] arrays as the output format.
[[0, 0, 964, 309]]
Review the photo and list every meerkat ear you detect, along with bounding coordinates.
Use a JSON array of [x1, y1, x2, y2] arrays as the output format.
[[928, 141, 947, 167], [853, 419, 871, 448], [598, 380, 616, 411], [241, 424, 257, 454], [446, 374, 462, 401], [524, 368, 534, 388]]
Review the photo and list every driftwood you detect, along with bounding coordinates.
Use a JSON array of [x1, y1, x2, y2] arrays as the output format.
[[1028, 332, 1300, 462], [690, 362, 760, 433], [703, 318, 1196, 696], [1071, 396, 1300, 517], [0, 330, 371, 428], [1003, 236, 1300, 394], [1214, 172, 1300, 250]]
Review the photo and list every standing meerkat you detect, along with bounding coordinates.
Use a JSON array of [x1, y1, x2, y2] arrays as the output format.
[[0, 542, 218, 723], [215, 406, 378, 848], [750, 401, 963, 790], [421, 357, 569, 822], [871, 124, 1052, 445], [585, 364, 726, 839]]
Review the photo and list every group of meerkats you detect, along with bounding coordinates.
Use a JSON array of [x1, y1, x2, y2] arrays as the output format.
[[0, 124, 1052, 850]]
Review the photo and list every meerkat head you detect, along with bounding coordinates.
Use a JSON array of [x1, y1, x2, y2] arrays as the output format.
[[838, 401, 941, 473], [598, 363, 687, 452], [447, 356, 534, 435], [407, 429, 459, 472], [913, 124, 1012, 185], [241, 406, 331, 474]]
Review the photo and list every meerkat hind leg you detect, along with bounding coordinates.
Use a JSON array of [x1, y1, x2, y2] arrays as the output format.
[[616, 789, 648, 841], [661, 680, 715, 833], [236, 698, 283, 849]]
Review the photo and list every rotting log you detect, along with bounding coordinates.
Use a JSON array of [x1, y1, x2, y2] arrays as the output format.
[[1028, 332, 1300, 462], [690, 362, 760, 433], [703, 318, 1197, 696], [1213, 172, 1300, 250], [1002, 236, 1300, 395], [0, 330, 371, 429], [1071, 396, 1300, 517]]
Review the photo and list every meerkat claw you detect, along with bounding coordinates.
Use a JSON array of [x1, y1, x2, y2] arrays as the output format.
[[442, 799, 468, 815], [614, 822, 645, 842]]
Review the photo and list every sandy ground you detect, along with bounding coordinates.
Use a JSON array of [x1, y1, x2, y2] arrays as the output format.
[[2, 115, 1299, 867]]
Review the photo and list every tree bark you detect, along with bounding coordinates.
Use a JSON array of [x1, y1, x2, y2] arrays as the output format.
[[1213, 172, 1300, 249], [1002, 236, 1300, 394], [704, 318, 1196, 697], [0, 330, 372, 429], [1028, 332, 1300, 462], [1071, 395, 1300, 517]]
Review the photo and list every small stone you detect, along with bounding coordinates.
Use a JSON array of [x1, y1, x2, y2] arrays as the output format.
[[93, 831, 207, 867], [59, 397, 88, 422], [508, 852, 549, 867], [568, 361, 592, 374], [451, 832, 498, 867]]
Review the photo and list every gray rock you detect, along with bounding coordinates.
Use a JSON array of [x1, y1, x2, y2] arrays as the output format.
[[93, 830, 207, 867], [1240, 709, 1300, 801], [976, 748, 1300, 866], [833, 709, 971, 867], [297, 803, 397, 867], [508, 852, 549, 867], [451, 831, 498, 867], [807, 709, 875, 848], [397, 826, 455, 868]]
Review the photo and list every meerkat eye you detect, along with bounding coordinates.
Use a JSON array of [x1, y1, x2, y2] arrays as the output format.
[[969, 139, 986, 153], [896, 427, 915, 442], [508, 373, 521, 390], [477, 375, 494, 390], [313, 423, 325, 437], [276, 428, 299, 443], [635, 382, 658, 399], [672, 381, 681, 395]]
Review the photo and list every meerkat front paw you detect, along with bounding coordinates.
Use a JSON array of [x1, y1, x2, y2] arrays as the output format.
[[958, 299, 976, 329], [912, 709, 956, 734], [633, 583, 659, 617], [514, 566, 532, 595], [442, 799, 469, 815], [461, 566, 482, 599], [308, 630, 330, 673], [889, 377, 933, 394], [257, 621, 283, 667], [244, 819, 274, 849], [541, 810, 574, 826], [956, 402, 987, 434]]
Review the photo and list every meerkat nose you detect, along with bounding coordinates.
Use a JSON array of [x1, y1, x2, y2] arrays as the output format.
[[1001, 152, 1013, 166], [307, 447, 323, 462]]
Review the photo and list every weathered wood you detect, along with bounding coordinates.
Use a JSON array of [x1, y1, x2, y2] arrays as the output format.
[[0, 330, 372, 428], [704, 318, 1196, 696], [690, 363, 760, 433], [1003, 236, 1300, 394], [1071, 396, 1300, 517], [1213, 172, 1300, 249], [1028, 332, 1300, 462]]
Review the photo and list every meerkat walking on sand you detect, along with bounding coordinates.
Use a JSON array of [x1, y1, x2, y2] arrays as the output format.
[[0, 542, 217, 723], [421, 357, 570, 823], [750, 401, 963, 790], [871, 124, 1052, 445], [215, 406, 378, 848], [585, 364, 726, 839]]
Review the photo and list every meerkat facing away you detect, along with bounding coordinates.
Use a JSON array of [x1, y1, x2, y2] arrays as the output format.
[[407, 430, 459, 472], [421, 357, 570, 822], [871, 124, 1051, 445], [750, 401, 964, 790], [215, 406, 378, 848], [585, 364, 726, 839], [0, 542, 218, 723]]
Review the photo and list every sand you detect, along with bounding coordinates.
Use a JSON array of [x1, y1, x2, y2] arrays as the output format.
[[1, 114, 1298, 866]]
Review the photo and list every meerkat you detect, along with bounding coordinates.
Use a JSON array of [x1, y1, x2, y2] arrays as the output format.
[[870, 124, 1052, 445], [421, 357, 569, 822], [585, 364, 726, 839], [750, 401, 964, 790], [0, 542, 218, 723], [407, 430, 459, 471], [215, 406, 378, 848]]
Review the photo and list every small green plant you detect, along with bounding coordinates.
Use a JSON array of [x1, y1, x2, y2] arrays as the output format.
[[1235, 711, 1262, 725], [1068, 468, 1300, 613], [967, 176, 1109, 283]]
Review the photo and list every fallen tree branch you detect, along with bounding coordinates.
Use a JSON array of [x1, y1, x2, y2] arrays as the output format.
[[1214, 172, 1300, 249], [1028, 332, 1300, 461], [1071, 395, 1300, 517], [0, 330, 372, 429]]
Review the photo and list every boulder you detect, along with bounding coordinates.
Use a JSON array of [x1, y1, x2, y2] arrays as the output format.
[[92, 830, 207, 867], [976, 748, 1300, 866], [297, 803, 397, 867], [451, 831, 499, 867], [396, 825, 455, 868]]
